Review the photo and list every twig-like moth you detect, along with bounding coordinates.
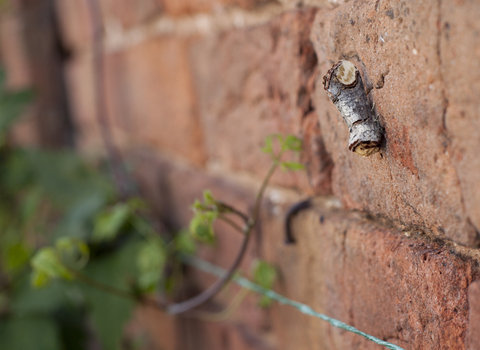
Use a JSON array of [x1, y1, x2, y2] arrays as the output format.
[[323, 60, 382, 157]]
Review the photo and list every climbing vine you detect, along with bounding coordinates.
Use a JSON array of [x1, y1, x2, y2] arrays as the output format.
[[0, 71, 304, 349]]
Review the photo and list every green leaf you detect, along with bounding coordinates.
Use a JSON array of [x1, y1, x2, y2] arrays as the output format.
[[12, 277, 78, 315], [261, 135, 274, 154], [203, 189, 216, 206], [5, 242, 32, 272], [189, 212, 217, 244], [20, 187, 42, 225], [126, 197, 147, 211], [56, 237, 89, 269], [136, 239, 166, 292], [258, 295, 274, 308], [174, 229, 197, 254], [280, 161, 305, 172], [0, 316, 61, 350], [30, 247, 73, 287], [283, 135, 302, 152], [31, 270, 51, 289], [82, 238, 139, 350], [0, 88, 34, 133], [92, 203, 130, 242], [191, 199, 204, 211], [252, 259, 277, 289], [252, 259, 277, 309]]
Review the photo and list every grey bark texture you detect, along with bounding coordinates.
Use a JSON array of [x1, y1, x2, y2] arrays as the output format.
[[323, 60, 382, 157]]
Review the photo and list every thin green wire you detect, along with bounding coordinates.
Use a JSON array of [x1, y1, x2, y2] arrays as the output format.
[[182, 255, 405, 350]]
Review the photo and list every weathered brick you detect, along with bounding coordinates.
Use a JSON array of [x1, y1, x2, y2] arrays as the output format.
[[161, 0, 275, 17], [190, 9, 332, 193], [128, 307, 179, 350], [105, 37, 206, 165], [439, 0, 480, 241], [310, 0, 478, 246], [260, 202, 478, 349], [128, 156, 480, 350], [54, 0, 91, 53], [0, 12, 31, 89], [100, 0, 162, 28], [466, 280, 480, 349], [0, 11, 39, 147], [301, 111, 333, 194], [65, 36, 206, 164], [64, 52, 103, 152]]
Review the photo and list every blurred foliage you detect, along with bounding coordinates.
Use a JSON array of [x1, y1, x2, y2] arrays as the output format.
[[0, 72, 196, 350], [0, 69, 300, 350]]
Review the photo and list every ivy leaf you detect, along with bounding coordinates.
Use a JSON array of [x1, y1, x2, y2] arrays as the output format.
[[92, 203, 130, 242], [280, 161, 305, 172], [30, 248, 73, 288]]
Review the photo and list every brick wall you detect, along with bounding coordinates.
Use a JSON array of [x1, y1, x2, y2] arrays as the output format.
[[2, 0, 480, 348]]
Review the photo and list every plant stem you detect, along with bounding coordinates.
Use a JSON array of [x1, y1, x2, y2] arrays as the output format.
[[218, 215, 244, 234], [216, 202, 249, 223], [167, 158, 281, 315], [166, 230, 252, 314], [189, 288, 250, 322], [70, 268, 164, 310], [251, 155, 282, 225]]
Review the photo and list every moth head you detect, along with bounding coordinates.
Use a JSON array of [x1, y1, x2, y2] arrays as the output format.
[[351, 141, 380, 157]]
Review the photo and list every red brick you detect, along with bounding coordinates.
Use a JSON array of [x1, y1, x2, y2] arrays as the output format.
[[301, 111, 333, 194], [105, 37, 206, 165], [466, 280, 480, 350], [100, 0, 162, 28], [64, 53, 103, 152], [127, 154, 480, 350], [439, 0, 480, 240], [0, 12, 31, 89], [190, 9, 332, 193], [54, 0, 91, 53], [0, 12, 39, 147], [310, 0, 478, 246], [260, 203, 477, 349], [65, 36, 206, 164], [161, 0, 275, 17]]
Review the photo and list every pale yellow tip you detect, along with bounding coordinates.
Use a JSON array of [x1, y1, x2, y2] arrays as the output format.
[[336, 60, 357, 85]]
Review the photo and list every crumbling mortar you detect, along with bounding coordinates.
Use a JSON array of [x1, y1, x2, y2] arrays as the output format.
[[338, 207, 480, 269]]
